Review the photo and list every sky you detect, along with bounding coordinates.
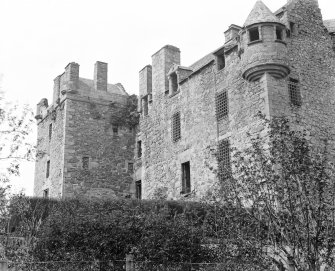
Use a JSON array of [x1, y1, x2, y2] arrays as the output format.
[[0, 0, 334, 196]]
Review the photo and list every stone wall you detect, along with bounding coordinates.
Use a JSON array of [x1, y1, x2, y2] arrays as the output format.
[[34, 103, 65, 198], [62, 95, 135, 199], [136, 0, 335, 200]]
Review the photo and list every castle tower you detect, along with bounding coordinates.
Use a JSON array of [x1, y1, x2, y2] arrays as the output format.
[[241, 0, 290, 82], [34, 62, 136, 199]]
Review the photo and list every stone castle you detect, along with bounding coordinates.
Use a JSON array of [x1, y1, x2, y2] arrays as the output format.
[[34, 0, 335, 200]]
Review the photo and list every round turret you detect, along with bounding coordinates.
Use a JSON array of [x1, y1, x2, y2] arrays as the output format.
[[241, 1, 290, 82]]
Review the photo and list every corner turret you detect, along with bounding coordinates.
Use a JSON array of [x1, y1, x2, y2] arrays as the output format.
[[241, 0, 290, 82]]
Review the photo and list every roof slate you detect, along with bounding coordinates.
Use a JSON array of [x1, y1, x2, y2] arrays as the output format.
[[244, 0, 281, 27], [324, 19, 335, 33], [78, 78, 128, 96]]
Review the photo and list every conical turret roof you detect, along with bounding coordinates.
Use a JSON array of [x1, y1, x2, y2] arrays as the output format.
[[243, 0, 281, 27]]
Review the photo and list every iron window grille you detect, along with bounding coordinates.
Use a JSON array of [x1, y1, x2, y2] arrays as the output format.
[[216, 90, 229, 120], [217, 139, 230, 181], [288, 78, 302, 106], [172, 112, 181, 142]]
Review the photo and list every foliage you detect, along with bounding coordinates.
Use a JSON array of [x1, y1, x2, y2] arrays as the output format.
[[8, 197, 274, 270], [216, 116, 335, 271]]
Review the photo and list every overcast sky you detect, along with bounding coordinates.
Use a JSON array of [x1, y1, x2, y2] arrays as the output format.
[[0, 0, 334, 196]]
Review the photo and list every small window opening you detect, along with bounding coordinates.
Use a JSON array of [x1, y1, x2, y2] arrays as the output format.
[[48, 123, 52, 140], [290, 22, 295, 34], [82, 157, 89, 169], [181, 161, 191, 194], [288, 78, 302, 106], [216, 54, 225, 71], [143, 96, 148, 116], [46, 160, 50, 178], [128, 162, 133, 173], [137, 141, 142, 158], [249, 27, 260, 42], [170, 72, 178, 93], [135, 180, 142, 199], [217, 139, 230, 181], [276, 27, 283, 40], [216, 90, 229, 120], [112, 125, 118, 136], [172, 112, 181, 142], [43, 188, 49, 198]]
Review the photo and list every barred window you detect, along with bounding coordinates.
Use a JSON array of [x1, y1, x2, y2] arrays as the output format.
[[46, 160, 50, 178], [216, 90, 229, 120], [82, 157, 89, 169], [288, 78, 301, 106], [172, 112, 181, 142], [217, 139, 230, 180]]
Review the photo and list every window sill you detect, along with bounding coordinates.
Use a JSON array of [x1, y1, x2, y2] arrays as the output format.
[[169, 90, 180, 98], [275, 39, 287, 45], [180, 191, 192, 197], [247, 40, 262, 46]]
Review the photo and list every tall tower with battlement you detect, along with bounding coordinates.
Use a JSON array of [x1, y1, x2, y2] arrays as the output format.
[[34, 61, 136, 199]]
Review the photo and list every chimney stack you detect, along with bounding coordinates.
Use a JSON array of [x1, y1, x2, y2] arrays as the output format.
[[94, 61, 108, 91], [64, 62, 79, 91]]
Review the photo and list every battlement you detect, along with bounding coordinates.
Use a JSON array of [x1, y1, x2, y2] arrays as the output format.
[[35, 61, 129, 122]]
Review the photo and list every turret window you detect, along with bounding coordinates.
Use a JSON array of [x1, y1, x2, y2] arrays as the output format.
[[249, 27, 260, 42], [276, 27, 283, 40]]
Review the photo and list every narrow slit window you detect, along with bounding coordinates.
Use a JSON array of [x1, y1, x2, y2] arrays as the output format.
[[82, 157, 89, 169], [181, 161, 191, 194], [249, 27, 260, 42], [48, 123, 52, 140], [172, 112, 181, 142], [216, 90, 229, 120], [217, 139, 230, 181], [112, 125, 118, 136], [137, 141, 142, 158], [135, 180, 142, 199], [288, 78, 302, 106], [43, 188, 49, 198], [46, 160, 50, 178]]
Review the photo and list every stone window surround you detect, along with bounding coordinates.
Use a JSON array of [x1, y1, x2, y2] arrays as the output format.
[[247, 23, 288, 46], [137, 140, 142, 158], [181, 161, 191, 195]]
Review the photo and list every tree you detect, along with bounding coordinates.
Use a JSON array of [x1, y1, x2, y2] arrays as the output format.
[[217, 116, 335, 271]]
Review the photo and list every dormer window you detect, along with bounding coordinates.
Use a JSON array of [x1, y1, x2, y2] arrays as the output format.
[[170, 72, 178, 94], [249, 27, 260, 42], [216, 53, 225, 71]]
